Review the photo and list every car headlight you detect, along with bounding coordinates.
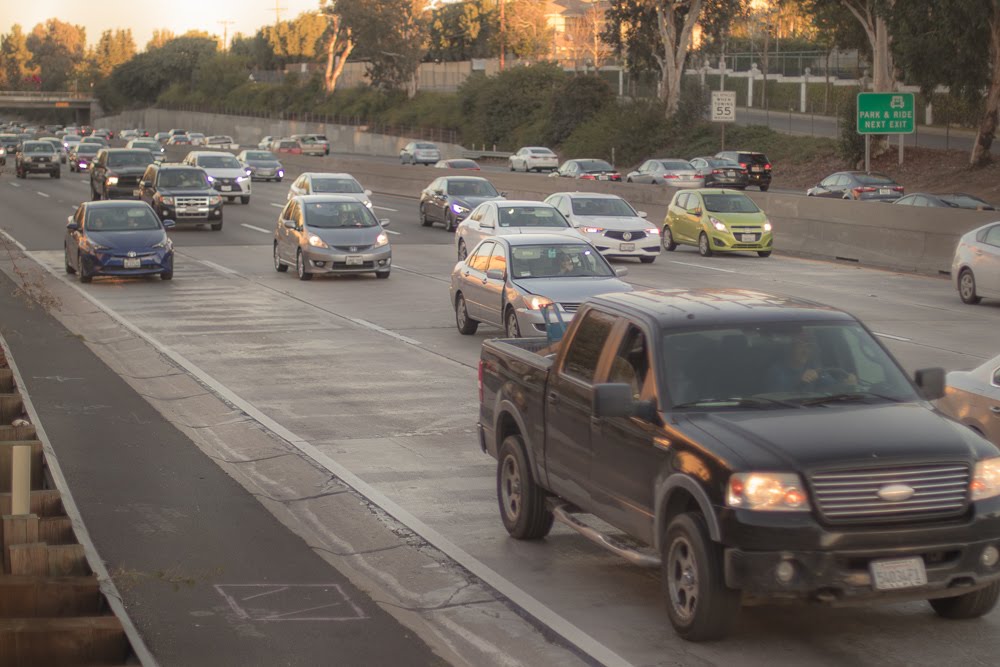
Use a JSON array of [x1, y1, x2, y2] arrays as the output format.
[[308, 234, 328, 248], [81, 238, 110, 252], [645, 227, 659, 235], [277, 169, 284, 176], [106, 176, 119, 185], [582, 226, 604, 234], [209, 195, 223, 205], [364, 200, 373, 208], [160, 195, 174, 206], [206, 175, 215, 182], [727, 472, 810, 511], [763, 221, 773, 232], [709, 216, 728, 232], [375, 232, 389, 247], [0, 147, 5, 155], [451, 202, 470, 214], [153, 238, 173, 249], [527, 295, 553, 311], [972, 457, 1000, 501], [237, 176, 248, 182]]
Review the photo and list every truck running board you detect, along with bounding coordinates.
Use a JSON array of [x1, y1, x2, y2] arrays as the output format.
[[551, 504, 661, 568]]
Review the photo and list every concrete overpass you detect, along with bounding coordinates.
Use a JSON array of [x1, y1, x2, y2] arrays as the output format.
[[0, 91, 100, 123]]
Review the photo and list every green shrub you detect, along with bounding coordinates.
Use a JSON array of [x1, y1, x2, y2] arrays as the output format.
[[545, 74, 614, 145]]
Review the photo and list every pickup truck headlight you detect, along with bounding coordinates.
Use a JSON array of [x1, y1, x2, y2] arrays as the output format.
[[527, 296, 553, 311], [727, 472, 810, 511], [159, 195, 174, 206], [308, 234, 328, 248], [709, 216, 728, 232], [971, 458, 1000, 501], [106, 175, 119, 185], [208, 195, 223, 205]]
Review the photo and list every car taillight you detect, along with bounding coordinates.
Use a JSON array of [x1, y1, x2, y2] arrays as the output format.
[[893, 186, 904, 192], [764, 163, 771, 170], [853, 186, 876, 195], [664, 174, 678, 179], [478, 360, 485, 403], [739, 162, 747, 169], [580, 174, 596, 180]]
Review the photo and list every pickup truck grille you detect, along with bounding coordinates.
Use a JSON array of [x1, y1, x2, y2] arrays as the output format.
[[810, 464, 969, 524]]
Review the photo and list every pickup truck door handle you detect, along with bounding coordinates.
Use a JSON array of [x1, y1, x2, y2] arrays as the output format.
[[990, 406, 1000, 414], [547, 392, 560, 405]]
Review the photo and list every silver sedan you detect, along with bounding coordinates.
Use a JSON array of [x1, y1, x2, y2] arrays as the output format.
[[449, 234, 632, 338], [626, 159, 703, 188], [454, 200, 582, 262], [953, 222, 1000, 304], [938, 354, 1000, 445]]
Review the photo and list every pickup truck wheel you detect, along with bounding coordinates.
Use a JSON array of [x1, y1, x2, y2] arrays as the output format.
[[455, 294, 479, 334], [497, 435, 553, 540], [662, 512, 740, 641], [929, 582, 1000, 619]]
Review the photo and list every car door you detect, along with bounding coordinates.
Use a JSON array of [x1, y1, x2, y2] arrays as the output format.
[[679, 192, 702, 242], [544, 309, 618, 507], [139, 165, 156, 205], [66, 205, 85, 269], [276, 200, 299, 262], [460, 241, 494, 321], [974, 224, 1000, 298], [480, 242, 508, 325], [432, 179, 450, 221], [812, 175, 838, 197], [666, 192, 687, 237], [590, 321, 661, 539], [91, 149, 107, 193]]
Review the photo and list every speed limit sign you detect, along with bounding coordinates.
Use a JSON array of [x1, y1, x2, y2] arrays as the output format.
[[711, 91, 736, 122]]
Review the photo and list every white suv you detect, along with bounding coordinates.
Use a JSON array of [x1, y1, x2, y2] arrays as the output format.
[[183, 151, 252, 204]]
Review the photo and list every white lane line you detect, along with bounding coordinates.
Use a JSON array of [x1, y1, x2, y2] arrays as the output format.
[[36, 191, 50, 198], [0, 229, 27, 251], [197, 259, 240, 275], [8, 182, 20, 188], [347, 318, 422, 346], [270, 202, 284, 208], [69, 205, 78, 210], [873, 332, 913, 342], [385, 229, 401, 235], [668, 260, 737, 274], [241, 223, 272, 234], [79, 179, 87, 184], [373, 205, 398, 212]]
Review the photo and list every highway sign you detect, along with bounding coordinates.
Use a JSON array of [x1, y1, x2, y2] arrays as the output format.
[[711, 91, 736, 123], [857, 92, 914, 134]]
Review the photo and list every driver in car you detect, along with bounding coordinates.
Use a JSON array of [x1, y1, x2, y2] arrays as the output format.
[[766, 335, 857, 392]]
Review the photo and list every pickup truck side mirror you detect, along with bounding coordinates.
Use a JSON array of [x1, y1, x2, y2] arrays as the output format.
[[914, 367, 946, 400]]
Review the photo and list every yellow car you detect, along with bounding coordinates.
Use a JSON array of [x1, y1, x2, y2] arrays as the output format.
[[662, 188, 773, 257]]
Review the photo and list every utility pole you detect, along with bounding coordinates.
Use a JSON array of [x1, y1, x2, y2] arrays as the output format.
[[218, 20, 235, 51], [499, 0, 506, 71], [270, 0, 288, 24]]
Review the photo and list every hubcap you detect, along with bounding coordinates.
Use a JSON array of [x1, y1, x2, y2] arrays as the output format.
[[507, 311, 519, 337], [457, 298, 467, 327], [297, 253, 304, 277], [459, 241, 467, 260], [700, 235, 708, 254], [961, 274, 974, 299], [500, 455, 522, 520], [667, 536, 699, 621], [663, 228, 672, 249]]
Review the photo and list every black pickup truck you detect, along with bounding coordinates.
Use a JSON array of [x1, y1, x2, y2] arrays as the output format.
[[478, 288, 1000, 641]]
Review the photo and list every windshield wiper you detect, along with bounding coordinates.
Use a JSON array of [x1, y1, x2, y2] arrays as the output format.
[[672, 396, 798, 410], [798, 392, 904, 407]]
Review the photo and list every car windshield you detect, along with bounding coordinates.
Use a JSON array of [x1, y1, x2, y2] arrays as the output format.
[[24, 143, 54, 153], [570, 197, 635, 217], [171, 135, 190, 141], [660, 161, 692, 170], [75, 145, 100, 155], [304, 201, 377, 228], [245, 151, 275, 160], [311, 178, 363, 193], [108, 152, 153, 167], [197, 155, 241, 169], [575, 160, 613, 171], [855, 173, 895, 185], [510, 244, 614, 279], [85, 206, 161, 232], [663, 322, 918, 408], [64, 135, 81, 141], [82, 138, 105, 144], [159, 169, 209, 188], [703, 194, 760, 213], [448, 180, 497, 196], [498, 206, 569, 228]]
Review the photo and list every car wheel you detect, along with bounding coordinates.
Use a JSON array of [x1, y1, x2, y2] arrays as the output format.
[[419, 205, 432, 227], [211, 221, 223, 231], [760, 184, 769, 192], [90, 185, 100, 201], [698, 232, 713, 257], [663, 226, 678, 251], [296, 249, 312, 281], [375, 271, 390, 279], [274, 243, 288, 272], [240, 196, 250, 205], [640, 256, 656, 264], [662, 512, 741, 642], [52, 170, 60, 179], [160, 270, 173, 281], [227, 197, 235, 203], [651, 180, 659, 185], [64, 246, 76, 274], [626, 177, 633, 183], [445, 211, 457, 232], [959, 269, 982, 304], [497, 434, 553, 539], [504, 307, 521, 338], [78, 253, 92, 284], [929, 582, 1000, 619], [455, 293, 479, 335], [509, 162, 515, 172], [757, 251, 772, 258], [457, 239, 468, 261]]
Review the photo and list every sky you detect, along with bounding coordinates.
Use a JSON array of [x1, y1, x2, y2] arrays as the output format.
[[0, 0, 325, 50]]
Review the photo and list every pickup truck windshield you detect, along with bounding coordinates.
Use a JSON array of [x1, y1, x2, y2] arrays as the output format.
[[510, 244, 613, 279], [662, 322, 918, 407]]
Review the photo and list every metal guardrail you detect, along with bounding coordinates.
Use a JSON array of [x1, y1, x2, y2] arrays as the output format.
[[460, 149, 513, 159], [0, 90, 93, 100]]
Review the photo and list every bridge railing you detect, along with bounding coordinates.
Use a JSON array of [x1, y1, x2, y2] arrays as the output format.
[[0, 90, 94, 101]]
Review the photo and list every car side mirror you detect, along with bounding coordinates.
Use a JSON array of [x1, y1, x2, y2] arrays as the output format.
[[638, 211, 648, 218], [435, 189, 445, 196], [500, 191, 508, 197], [66, 220, 79, 231], [364, 189, 372, 196], [379, 219, 391, 227], [915, 367, 946, 400], [283, 219, 296, 229], [480, 221, 494, 229], [139, 180, 149, 187], [162, 219, 176, 229], [615, 267, 628, 277], [486, 268, 505, 281], [690, 207, 703, 216]]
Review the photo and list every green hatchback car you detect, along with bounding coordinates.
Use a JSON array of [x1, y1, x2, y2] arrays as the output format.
[[662, 189, 773, 257]]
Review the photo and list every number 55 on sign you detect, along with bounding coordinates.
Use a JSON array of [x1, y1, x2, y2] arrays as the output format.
[[711, 91, 736, 122]]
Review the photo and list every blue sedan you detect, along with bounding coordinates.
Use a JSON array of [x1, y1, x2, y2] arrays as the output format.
[[64, 200, 175, 283]]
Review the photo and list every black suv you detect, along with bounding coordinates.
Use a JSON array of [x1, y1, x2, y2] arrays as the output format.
[[137, 163, 224, 230], [15, 141, 60, 179], [90, 148, 155, 200], [715, 150, 772, 191]]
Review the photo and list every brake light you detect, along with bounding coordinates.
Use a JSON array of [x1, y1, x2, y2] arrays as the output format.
[[853, 186, 876, 196], [580, 174, 596, 180], [663, 174, 678, 179], [764, 163, 771, 170], [893, 186, 904, 192], [478, 360, 485, 403], [739, 162, 747, 169]]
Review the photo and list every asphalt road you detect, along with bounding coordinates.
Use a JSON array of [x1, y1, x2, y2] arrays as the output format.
[[3, 151, 1000, 666]]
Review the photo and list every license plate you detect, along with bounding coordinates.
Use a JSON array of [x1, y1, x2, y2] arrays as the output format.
[[741, 234, 756, 242], [598, 174, 609, 180], [870, 557, 927, 590], [123, 257, 141, 269], [176, 207, 188, 214], [346, 256, 363, 265], [619, 243, 635, 251], [880, 188, 891, 195], [752, 166, 762, 172], [132, 189, 140, 197], [221, 185, 233, 191]]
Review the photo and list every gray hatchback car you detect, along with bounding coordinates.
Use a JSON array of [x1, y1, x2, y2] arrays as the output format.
[[274, 195, 392, 280]]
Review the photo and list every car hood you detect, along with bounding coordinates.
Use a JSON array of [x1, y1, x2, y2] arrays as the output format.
[[707, 211, 767, 225], [307, 226, 383, 246], [570, 215, 648, 230], [677, 403, 997, 472], [450, 195, 504, 208], [512, 276, 633, 302], [202, 167, 244, 178], [86, 230, 166, 250]]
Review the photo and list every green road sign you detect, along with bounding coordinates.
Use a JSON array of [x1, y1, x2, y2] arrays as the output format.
[[857, 92, 915, 134]]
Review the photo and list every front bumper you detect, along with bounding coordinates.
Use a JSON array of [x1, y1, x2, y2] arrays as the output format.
[[302, 244, 392, 274], [248, 167, 284, 180], [82, 250, 173, 277], [157, 203, 224, 223], [212, 181, 251, 198], [584, 231, 661, 257], [106, 183, 142, 199], [707, 229, 773, 252], [19, 161, 59, 174], [516, 307, 576, 336]]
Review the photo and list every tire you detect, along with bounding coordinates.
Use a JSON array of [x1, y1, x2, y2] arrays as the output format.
[[445, 211, 457, 232], [227, 197, 235, 203], [457, 239, 468, 261], [241, 196, 250, 205], [160, 270, 173, 281], [640, 256, 656, 264], [760, 184, 769, 192], [375, 270, 390, 279], [52, 170, 60, 179], [504, 307, 521, 338], [274, 243, 288, 272], [929, 582, 1000, 619], [662, 512, 741, 642], [211, 222, 223, 231], [455, 293, 479, 335], [78, 253, 92, 284], [509, 162, 515, 172], [626, 177, 633, 183], [419, 205, 432, 227], [698, 232, 713, 257], [757, 251, 772, 258], [296, 249, 312, 281], [497, 434, 553, 539], [64, 247, 76, 274], [90, 185, 100, 201], [959, 269, 982, 304], [662, 226, 677, 251]]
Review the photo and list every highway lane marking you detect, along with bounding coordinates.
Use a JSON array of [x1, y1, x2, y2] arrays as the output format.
[[197, 259, 240, 275], [385, 229, 401, 235], [373, 205, 398, 212], [873, 332, 913, 342], [0, 229, 27, 251], [36, 191, 50, 198], [270, 202, 284, 208], [347, 318, 422, 345], [668, 260, 737, 273], [241, 223, 272, 234], [8, 182, 19, 188]]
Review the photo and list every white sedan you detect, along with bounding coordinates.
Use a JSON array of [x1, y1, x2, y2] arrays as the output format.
[[508, 146, 558, 172], [286, 172, 373, 209], [543, 192, 660, 263], [953, 221, 1000, 304], [454, 200, 583, 261]]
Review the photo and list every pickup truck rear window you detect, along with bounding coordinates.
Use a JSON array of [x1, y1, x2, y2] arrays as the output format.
[[562, 310, 616, 383]]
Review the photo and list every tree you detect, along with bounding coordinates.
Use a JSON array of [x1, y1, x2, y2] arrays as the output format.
[[230, 31, 278, 70], [428, 0, 498, 61], [0, 25, 35, 90], [565, 4, 611, 71], [26, 19, 87, 91], [319, 1, 356, 93], [105, 35, 218, 106], [147, 29, 175, 50], [266, 11, 328, 61], [92, 29, 136, 78], [797, 1, 895, 92], [504, 0, 555, 62], [337, 0, 426, 93]]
